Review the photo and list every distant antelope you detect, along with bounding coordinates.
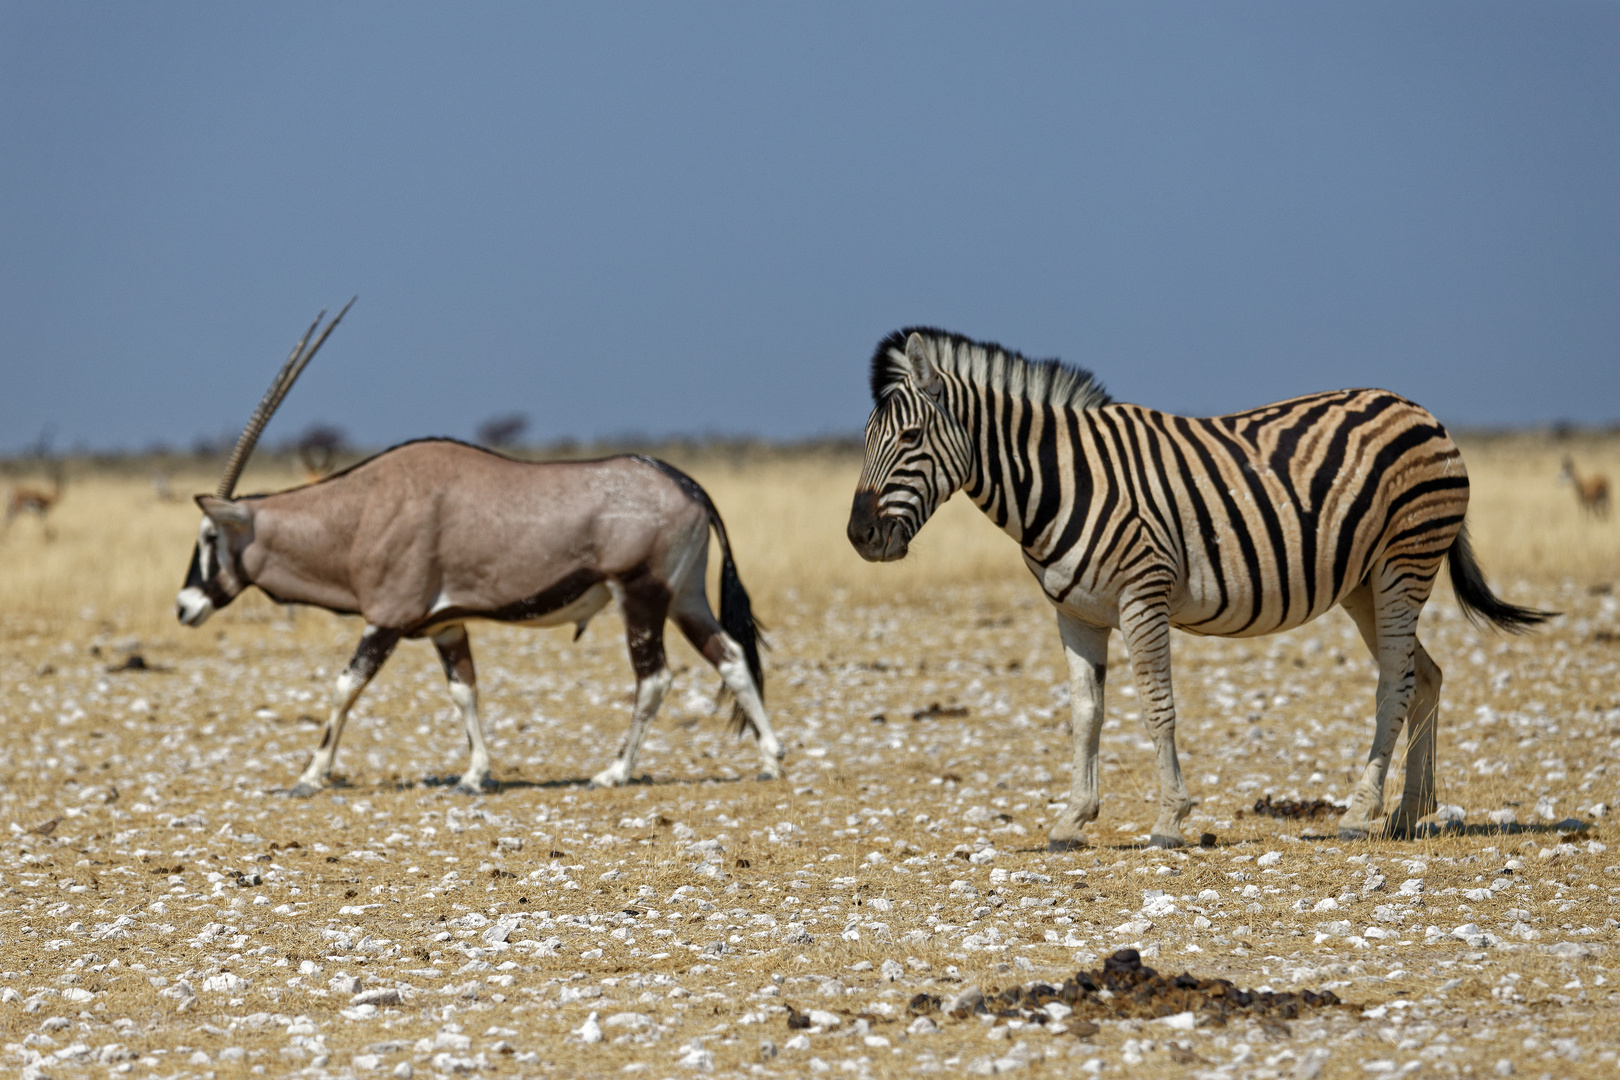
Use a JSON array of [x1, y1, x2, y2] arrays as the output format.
[[5, 462, 64, 532], [176, 301, 782, 795], [1559, 456, 1610, 519]]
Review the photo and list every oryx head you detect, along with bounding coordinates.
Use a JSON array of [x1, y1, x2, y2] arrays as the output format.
[[177, 299, 354, 627], [847, 330, 973, 562], [177, 496, 256, 626]]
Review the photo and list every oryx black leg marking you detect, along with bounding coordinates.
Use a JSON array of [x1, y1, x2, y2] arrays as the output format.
[[291, 625, 400, 797], [432, 623, 494, 795], [592, 571, 672, 788], [674, 606, 783, 780]]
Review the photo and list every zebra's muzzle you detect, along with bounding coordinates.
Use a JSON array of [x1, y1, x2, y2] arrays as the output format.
[[847, 491, 910, 562]]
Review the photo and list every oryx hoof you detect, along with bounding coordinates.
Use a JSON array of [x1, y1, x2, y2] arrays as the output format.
[[1148, 833, 1186, 850], [1337, 826, 1371, 842], [756, 770, 782, 782], [287, 782, 321, 799], [452, 776, 495, 796], [1047, 838, 1087, 853]]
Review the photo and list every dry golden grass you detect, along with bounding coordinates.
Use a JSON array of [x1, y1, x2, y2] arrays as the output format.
[[6, 431, 1611, 639], [0, 434, 1616, 1079]]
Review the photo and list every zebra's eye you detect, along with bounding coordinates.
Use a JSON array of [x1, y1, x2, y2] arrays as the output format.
[[897, 427, 924, 449]]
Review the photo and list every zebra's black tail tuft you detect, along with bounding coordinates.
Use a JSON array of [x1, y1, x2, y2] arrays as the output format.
[[1447, 522, 1557, 633]]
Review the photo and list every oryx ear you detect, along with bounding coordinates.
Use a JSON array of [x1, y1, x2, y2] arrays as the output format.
[[195, 495, 253, 533], [904, 333, 943, 398]]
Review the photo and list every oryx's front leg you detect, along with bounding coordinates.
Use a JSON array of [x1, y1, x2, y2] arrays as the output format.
[[1048, 610, 1109, 851], [291, 625, 400, 797], [432, 624, 495, 795], [1120, 597, 1193, 848]]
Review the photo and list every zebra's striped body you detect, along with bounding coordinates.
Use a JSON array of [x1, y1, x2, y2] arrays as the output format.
[[849, 329, 1550, 846]]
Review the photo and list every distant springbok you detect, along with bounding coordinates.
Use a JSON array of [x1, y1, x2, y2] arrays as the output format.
[[1559, 456, 1611, 519], [5, 462, 64, 533], [176, 302, 782, 795]]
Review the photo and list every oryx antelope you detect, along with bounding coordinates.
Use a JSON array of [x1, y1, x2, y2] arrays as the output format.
[[177, 304, 783, 795], [849, 329, 1553, 847]]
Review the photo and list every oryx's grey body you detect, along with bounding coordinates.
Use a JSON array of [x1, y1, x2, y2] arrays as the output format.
[[178, 439, 782, 793]]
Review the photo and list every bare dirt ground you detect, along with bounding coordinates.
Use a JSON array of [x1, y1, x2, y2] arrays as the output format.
[[1, 436, 1616, 1079]]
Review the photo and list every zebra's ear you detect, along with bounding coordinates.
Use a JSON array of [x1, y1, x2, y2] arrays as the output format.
[[904, 333, 943, 398]]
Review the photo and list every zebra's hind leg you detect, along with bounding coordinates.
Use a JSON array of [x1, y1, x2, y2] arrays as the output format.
[[1120, 599, 1193, 848], [1048, 611, 1109, 851], [1338, 581, 1422, 840], [1385, 642, 1441, 838]]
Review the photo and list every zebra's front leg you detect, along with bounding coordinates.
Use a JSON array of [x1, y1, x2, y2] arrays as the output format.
[[290, 625, 400, 797], [432, 624, 495, 795], [1121, 599, 1192, 848], [1048, 611, 1109, 851]]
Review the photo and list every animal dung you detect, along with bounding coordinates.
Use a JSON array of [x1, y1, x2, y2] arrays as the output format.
[[1250, 795, 1345, 820], [904, 949, 1346, 1029]]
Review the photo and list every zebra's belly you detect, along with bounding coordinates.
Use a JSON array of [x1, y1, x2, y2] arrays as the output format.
[[1028, 556, 1346, 637], [1168, 580, 1346, 638]]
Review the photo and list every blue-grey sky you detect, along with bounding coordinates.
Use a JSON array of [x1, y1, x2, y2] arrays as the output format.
[[3, 3, 1617, 455]]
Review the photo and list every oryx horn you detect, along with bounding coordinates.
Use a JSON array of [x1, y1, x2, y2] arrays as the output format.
[[216, 297, 356, 499]]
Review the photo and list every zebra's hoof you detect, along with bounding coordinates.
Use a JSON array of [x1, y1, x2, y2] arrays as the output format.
[[1048, 838, 1087, 853], [287, 782, 320, 799], [1382, 821, 1417, 841], [1148, 834, 1186, 850], [1337, 826, 1371, 842]]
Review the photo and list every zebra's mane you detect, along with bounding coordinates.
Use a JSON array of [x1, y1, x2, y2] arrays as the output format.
[[869, 328, 1112, 412]]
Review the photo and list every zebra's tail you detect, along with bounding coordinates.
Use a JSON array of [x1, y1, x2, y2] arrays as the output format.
[[633, 456, 766, 736], [1447, 521, 1557, 633]]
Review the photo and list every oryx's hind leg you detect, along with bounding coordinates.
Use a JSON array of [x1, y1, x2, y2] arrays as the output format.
[[291, 625, 401, 797], [591, 574, 674, 788], [432, 624, 495, 795], [1338, 577, 1431, 840], [673, 594, 783, 781]]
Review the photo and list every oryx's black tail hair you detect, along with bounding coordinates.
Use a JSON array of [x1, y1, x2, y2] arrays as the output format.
[[632, 456, 766, 736], [1447, 521, 1557, 633]]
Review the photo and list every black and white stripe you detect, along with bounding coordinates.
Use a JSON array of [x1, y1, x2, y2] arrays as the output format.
[[849, 328, 1551, 847]]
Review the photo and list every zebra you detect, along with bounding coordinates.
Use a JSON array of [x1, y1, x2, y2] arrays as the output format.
[[847, 328, 1552, 847]]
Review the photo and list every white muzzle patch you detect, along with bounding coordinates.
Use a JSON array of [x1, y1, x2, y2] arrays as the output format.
[[176, 586, 215, 627]]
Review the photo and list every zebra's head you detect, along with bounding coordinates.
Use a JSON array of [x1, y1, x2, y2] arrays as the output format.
[[848, 331, 973, 562], [176, 496, 256, 626]]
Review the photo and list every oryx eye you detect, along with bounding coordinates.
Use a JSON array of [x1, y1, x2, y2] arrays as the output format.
[[897, 427, 924, 448]]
